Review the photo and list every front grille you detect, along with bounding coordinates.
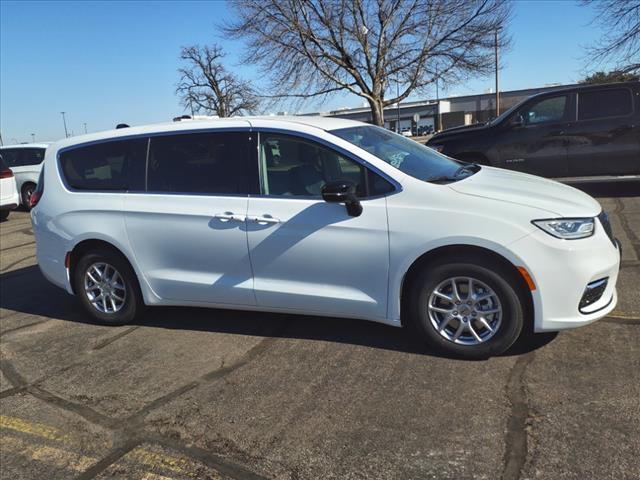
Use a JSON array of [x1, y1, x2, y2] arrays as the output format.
[[579, 277, 608, 313], [598, 211, 615, 246]]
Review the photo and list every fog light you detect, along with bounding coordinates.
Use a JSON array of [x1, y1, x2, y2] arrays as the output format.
[[579, 277, 608, 313]]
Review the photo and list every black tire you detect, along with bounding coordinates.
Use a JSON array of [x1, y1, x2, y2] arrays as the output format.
[[0, 210, 9, 221], [73, 248, 144, 325], [407, 256, 525, 359], [21, 183, 36, 210]]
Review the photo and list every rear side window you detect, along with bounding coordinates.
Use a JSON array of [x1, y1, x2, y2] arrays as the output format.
[[1, 149, 21, 167], [59, 138, 147, 191], [147, 132, 251, 195], [22, 148, 46, 165], [578, 88, 633, 121], [0, 148, 45, 167]]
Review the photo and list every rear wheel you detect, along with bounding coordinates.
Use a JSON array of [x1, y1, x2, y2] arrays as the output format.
[[73, 249, 144, 325], [0, 210, 9, 221], [407, 258, 524, 359], [21, 183, 36, 209]]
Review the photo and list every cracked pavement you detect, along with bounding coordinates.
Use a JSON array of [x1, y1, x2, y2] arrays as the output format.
[[1, 183, 639, 479]]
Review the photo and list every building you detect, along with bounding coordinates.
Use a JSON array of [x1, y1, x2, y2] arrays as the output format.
[[308, 83, 575, 133]]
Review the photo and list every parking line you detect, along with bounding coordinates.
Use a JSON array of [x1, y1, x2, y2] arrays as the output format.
[[1, 433, 95, 472], [0, 414, 71, 443], [0, 414, 220, 479]]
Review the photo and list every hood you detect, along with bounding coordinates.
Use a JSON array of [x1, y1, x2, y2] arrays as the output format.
[[429, 123, 488, 141], [449, 166, 601, 217]]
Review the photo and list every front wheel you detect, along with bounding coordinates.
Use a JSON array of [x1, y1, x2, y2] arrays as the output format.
[[407, 259, 524, 359], [73, 249, 144, 325]]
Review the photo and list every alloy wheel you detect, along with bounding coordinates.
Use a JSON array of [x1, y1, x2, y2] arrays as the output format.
[[427, 276, 502, 345], [83, 262, 127, 314]]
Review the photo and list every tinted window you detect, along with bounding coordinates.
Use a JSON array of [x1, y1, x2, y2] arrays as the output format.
[[0, 148, 45, 167], [0, 149, 21, 167], [522, 95, 568, 125], [259, 133, 392, 197], [578, 88, 632, 120], [59, 138, 147, 191], [147, 132, 250, 195], [22, 148, 46, 166]]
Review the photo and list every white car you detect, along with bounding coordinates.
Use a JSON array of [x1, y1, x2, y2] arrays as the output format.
[[0, 155, 20, 221], [0, 143, 48, 208], [31, 117, 620, 358]]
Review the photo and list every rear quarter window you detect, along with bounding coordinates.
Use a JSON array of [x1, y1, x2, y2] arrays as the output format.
[[59, 138, 147, 191], [23, 148, 46, 165], [578, 88, 633, 121]]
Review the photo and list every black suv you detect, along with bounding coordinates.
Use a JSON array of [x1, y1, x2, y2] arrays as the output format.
[[426, 82, 640, 180]]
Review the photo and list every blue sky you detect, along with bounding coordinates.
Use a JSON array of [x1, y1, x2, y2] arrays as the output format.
[[0, 0, 614, 143]]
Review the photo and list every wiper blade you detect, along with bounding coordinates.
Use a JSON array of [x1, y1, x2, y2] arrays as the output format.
[[425, 175, 457, 183]]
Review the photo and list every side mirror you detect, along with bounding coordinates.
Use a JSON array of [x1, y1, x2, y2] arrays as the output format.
[[510, 114, 525, 129], [321, 181, 362, 217]]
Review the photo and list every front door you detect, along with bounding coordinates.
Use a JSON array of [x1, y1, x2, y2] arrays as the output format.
[[495, 93, 573, 177], [124, 128, 257, 305], [246, 132, 391, 319]]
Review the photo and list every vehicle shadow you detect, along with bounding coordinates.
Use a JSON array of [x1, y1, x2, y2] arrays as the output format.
[[0, 265, 556, 359]]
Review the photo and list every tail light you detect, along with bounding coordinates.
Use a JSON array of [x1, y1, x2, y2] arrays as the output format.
[[29, 190, 42, 208], [0, 167, 13, 179], [29, 167, 45, 208]]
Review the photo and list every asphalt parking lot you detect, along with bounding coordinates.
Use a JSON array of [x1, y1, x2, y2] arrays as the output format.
[[1, 183, 639, 480]]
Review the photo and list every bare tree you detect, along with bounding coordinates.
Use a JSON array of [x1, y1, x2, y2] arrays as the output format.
[[176, 45, 259, 117], [224, 0, 511, 126], [582, 0, 640, 74]]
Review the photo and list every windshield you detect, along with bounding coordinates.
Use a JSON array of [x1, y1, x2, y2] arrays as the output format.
[[331, 125, 474, 183]]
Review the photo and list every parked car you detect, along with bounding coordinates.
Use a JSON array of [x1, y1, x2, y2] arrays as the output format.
[[0, 143, 49, 208], [426, 82, 640, 181], [417, 125, 434, 136], [31, 117, 620, 358], [0, 155, 19, 221], [401, 127, 413, 137]]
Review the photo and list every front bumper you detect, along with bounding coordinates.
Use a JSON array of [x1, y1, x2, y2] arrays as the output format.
[[510, 222, 620, 332]]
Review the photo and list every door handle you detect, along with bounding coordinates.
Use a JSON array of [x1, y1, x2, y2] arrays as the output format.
[[214, 213, 246, 222], [248, 215, 281, 225]]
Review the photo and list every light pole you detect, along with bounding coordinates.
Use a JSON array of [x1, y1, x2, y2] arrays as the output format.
[[83, 123, 87, 134], [396, 77, 401, 133], [435, 66, 440, 133], [31, 133, 35, 142], [494, 29, 500, 117], [61, 112, 69, 138]]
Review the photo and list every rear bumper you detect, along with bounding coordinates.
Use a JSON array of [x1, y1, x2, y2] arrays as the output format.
[[0, 202, 18, 211]]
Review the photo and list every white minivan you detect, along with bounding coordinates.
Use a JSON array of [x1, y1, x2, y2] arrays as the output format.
[[31, 117, 620, 358]]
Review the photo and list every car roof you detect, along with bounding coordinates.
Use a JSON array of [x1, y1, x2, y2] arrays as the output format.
[[525, 80, 639, 101], [0, 143, 51, 149], [50, 116, 365, 151]]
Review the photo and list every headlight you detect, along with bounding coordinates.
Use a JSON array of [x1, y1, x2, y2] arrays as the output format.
[[532, 218, 595, 239]]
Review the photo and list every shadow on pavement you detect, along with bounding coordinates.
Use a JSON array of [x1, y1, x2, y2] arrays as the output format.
[[1, 265, 556, 359]]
